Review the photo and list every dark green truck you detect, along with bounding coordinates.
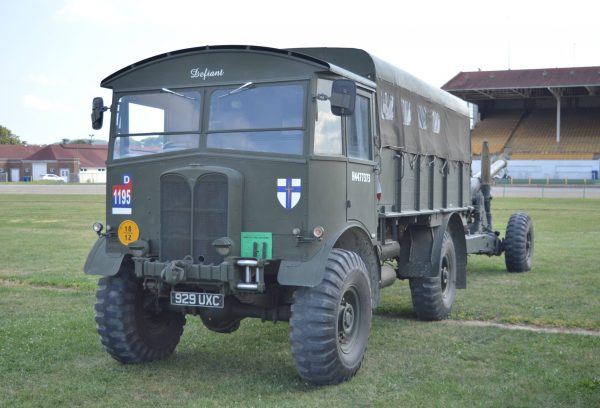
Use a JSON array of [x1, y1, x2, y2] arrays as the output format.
[[85, 45, 533, 385]]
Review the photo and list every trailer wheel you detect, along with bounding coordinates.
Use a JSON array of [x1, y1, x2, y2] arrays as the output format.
[[504, 212, 534, 273], [290, 249, 372, 385], [95, 269, 185, 363], [410, 232, 456, 321]]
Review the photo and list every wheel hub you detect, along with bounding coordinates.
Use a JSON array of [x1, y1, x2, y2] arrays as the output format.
[[338, 289, 360, 352], [342, 301, 355, 335], [441, 259, 449, 294]]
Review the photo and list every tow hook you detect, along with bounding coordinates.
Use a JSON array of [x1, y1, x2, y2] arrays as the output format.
[[160, 255, 193, 284]]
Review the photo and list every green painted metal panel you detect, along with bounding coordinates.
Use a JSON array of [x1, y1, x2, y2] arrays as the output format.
[[241, 232, 272, 259]]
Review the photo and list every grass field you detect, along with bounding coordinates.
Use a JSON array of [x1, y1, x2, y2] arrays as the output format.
[[1, 195, 599, 407]]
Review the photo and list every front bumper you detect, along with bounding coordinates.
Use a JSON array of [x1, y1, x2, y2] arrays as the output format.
[[132, 256, 267, 293]]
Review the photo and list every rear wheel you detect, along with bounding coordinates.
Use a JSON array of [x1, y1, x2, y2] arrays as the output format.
[[410, 232, 457, 321], [95, 269, 185, 363], [504, 212, 534, 272], [290, 249, 372, 385]]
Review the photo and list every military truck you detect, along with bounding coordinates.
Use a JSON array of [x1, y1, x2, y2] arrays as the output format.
[[85, 45, 533, 385]]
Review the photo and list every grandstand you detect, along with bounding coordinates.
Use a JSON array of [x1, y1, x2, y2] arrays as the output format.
[[469, 110, 524, 155], [443, 66, 600, 179], [508, 108, 600, 158]]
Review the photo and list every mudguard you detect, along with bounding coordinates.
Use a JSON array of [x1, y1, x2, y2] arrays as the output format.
[[398, 213, 467, 288], [277, 223, 376, 289], [277, 237, 336, 287], [447, 213, 468, 289], [84, 236, 125, 276]]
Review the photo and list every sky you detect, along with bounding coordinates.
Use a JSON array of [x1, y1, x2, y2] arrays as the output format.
[[1, 0, 599, 146]]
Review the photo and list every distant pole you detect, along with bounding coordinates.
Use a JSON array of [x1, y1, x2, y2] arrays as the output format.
[[548, 88, 561, 144], [556, 97, 561, 144]]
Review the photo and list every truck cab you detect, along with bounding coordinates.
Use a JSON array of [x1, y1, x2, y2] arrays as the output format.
[[88, 45, 380, 289]]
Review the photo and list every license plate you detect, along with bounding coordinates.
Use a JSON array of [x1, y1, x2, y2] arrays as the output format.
[[170, 291, 224, 309]]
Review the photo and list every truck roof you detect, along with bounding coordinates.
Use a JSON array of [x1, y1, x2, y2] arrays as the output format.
[[100, 45, 470, 162], [101, 45, 375, 89], [101, 45, 468, 116], [289, 47, 468, 116]]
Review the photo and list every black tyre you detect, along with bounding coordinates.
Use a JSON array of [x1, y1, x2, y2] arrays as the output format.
[[410, 232, 456, 321], [504, 212, 534, 273], [95, 270, 185, 363], [200, 315, 241, 334], [290, 249, 372, 385]]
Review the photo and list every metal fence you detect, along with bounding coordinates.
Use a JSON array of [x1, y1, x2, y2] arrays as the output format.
[[492, 184, 600, 199], [495, 178, 600, 186]]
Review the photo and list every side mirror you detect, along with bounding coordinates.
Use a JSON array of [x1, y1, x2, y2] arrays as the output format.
[[91, 97, 107, 130], [330, 79, 356, 116]]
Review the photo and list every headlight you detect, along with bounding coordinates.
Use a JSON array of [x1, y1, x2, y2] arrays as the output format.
[[92, 222, 104, 235]]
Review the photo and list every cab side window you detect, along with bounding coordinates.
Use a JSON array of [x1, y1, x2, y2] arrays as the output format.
[[314, 79, 343, 156], [347, 95, 371, 160]]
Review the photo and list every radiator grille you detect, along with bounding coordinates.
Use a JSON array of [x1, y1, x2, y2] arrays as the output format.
[[160, 174, 191, 260], [193, 174, 228, 264], [160, 172, 228, 264]]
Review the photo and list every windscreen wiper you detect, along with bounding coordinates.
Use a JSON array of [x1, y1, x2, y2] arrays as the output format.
[[161, 88, 197, 100], [219, 82, 254, 98]]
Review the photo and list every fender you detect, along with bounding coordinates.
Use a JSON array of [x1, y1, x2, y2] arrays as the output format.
[[447, 212, 468, 289], [84, 236, 126, 276], [397, 212, 467, 288], [277, 222, 376, 288]]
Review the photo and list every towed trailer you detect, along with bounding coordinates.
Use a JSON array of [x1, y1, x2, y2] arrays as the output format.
[[85, 45, 533, 385]]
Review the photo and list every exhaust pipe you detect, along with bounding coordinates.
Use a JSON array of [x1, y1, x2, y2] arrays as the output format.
[[380, 265, 397, 288]]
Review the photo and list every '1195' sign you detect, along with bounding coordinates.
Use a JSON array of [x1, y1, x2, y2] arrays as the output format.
[[112, 174, 132, 215]]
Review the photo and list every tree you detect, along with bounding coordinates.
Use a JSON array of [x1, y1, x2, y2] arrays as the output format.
[[68, 139, 91, 144], [0, 125, 22, 144]]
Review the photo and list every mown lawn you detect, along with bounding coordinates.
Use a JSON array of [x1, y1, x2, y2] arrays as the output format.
[[0, 195, 101, 289], [0, 195, 599, 407]]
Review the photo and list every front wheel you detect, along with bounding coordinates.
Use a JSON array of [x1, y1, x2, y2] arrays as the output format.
[[95, 269, 186, 363], [410, 231, 457, 321], [290, 249, 372, 385]]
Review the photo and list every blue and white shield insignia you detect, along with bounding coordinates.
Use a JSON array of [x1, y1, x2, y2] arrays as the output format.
[[277, 178, 301, 209]]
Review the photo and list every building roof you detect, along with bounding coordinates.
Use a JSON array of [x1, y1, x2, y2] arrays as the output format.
[[0, 144, 107, 167], [66, 144, 107, 167], [442, 66, 600, 100], [0, 145, 42, 160]]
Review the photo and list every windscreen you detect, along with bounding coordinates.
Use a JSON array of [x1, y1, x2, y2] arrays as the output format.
[[113, 90, 202, 159], [206, 83, 305, 155]]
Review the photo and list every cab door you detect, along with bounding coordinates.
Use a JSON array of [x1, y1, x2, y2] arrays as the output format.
[[346, 91, 376, 232]]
